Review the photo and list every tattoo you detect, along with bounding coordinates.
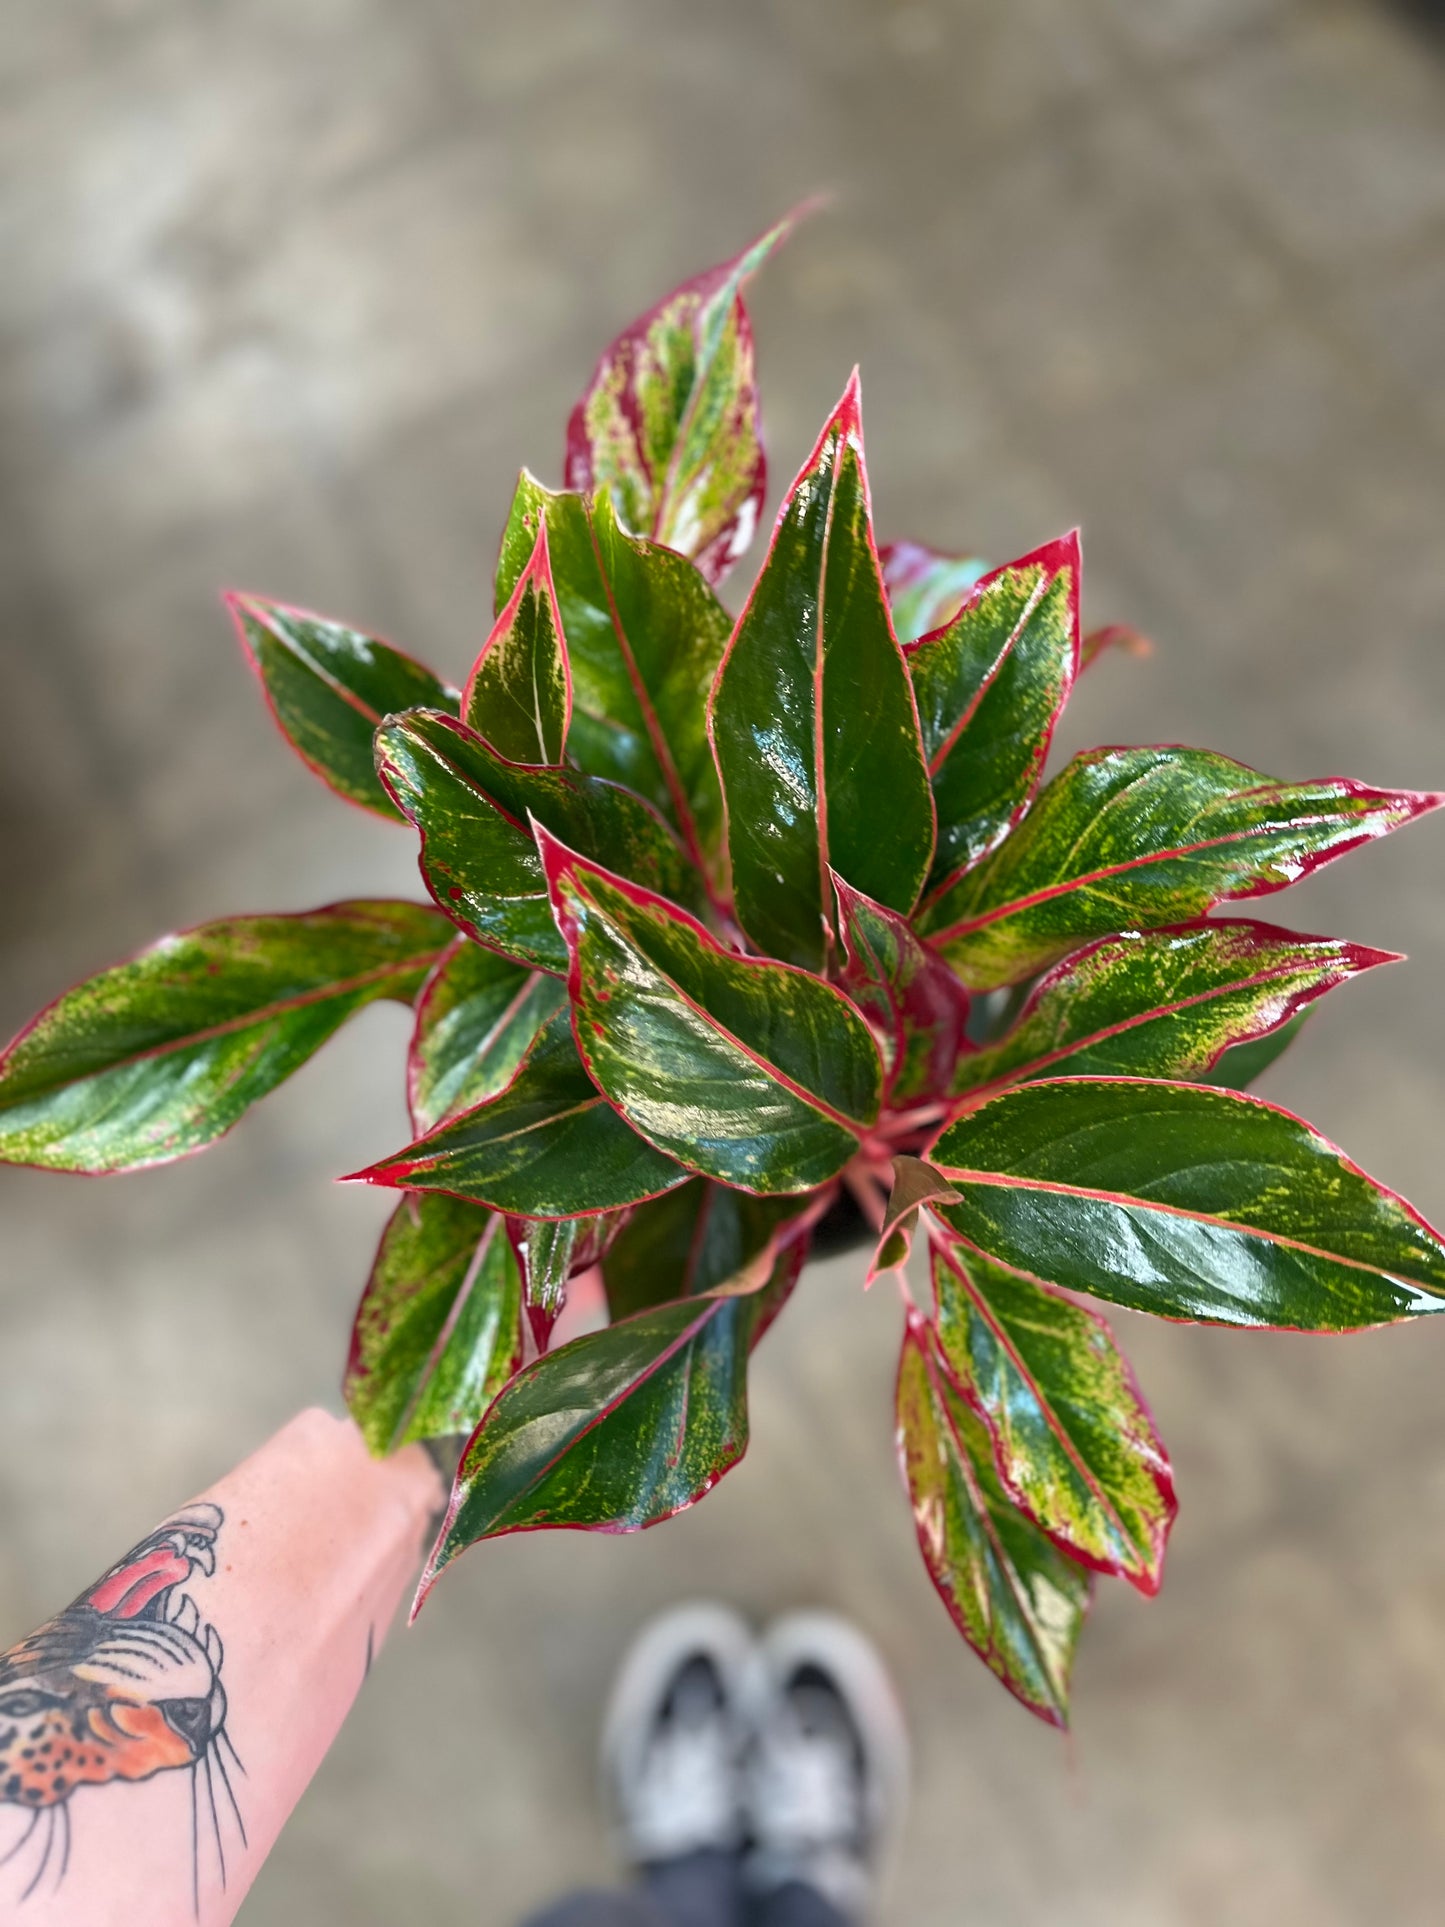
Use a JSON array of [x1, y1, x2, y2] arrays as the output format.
[[0, 1503, 245, 1910]]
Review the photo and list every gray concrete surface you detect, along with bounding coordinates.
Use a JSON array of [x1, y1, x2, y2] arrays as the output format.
[[3, 1, 1445, 1920]]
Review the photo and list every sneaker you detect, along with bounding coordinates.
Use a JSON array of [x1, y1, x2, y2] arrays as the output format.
[[600, 1603, 755, 1869], [743, 1612, 910, 1922]]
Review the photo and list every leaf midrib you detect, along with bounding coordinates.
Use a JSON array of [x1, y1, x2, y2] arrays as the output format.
[[936, 1242, 1144, 1576], [3, 951, 447, 1107], [958, 953, 1351, 1098], [935, 1164, 1443, 1296], [923, 805, 1358, 942]]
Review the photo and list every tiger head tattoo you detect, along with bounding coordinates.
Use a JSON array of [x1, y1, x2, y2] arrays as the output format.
[[0, 1504, 227, 1813]]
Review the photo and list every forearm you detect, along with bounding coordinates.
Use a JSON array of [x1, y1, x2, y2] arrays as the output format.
[[0, 1409, 441, 1926]]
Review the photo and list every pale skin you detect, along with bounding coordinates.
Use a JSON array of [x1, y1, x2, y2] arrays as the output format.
[[0, 1409, 442, 1926]]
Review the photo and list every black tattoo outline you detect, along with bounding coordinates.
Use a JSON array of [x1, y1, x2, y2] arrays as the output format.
[[0, 1504, 245, 1913]]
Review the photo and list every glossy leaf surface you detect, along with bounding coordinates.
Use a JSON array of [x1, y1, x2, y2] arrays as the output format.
[[953, 921, 1394, 1098], [909, 534, 1080, 884], [564, 213, 795, 583], [497, 480, 731, 876], [356, 1011, 688, 1218], [408, 942, 566, 1133], [920, 746, 1440, 989], [834, 874, 972, 1103], [543, 834, 882, 1192], [709, 376, 935, 971], [931, 1238, 1174, 1591], [518, 1214, 579, 1347], [897, 1318, 1090, 1725], [376, 708, 699, 971], [345, 1194, 521, 1455], [228, 593, 457, 819], [602, 1177, 807, 1320], [421, 1245, 804, 1587], [463, 525, 571, 765], [930, 1078, 1445, 1328], [879, 539, 991, 646], [0, 901, 451, 1173]]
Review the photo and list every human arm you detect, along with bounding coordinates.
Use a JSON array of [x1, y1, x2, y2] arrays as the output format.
[[0, 1408, 441, 1926]]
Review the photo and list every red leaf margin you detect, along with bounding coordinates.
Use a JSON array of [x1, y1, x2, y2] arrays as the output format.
[[895, 1308, 1095, 1729], [921, 755, 1444, 948], [0, 899, 453, 1176], [223, 589, 457, 820], [563, 204, 815, 586], [461, 520, 574, 763], [535, 820, 886, 1188], [411, 1228, 812, 1612], [925, 1073, 1445, 1333], [956, 917, 1403, 1105], [928, 1227, 1177, 1596]]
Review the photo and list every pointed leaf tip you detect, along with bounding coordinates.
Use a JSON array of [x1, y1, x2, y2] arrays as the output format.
[[710, 384, 934, 969], [494, 473, 731, 885], [908, 531, 1082, 891], [951, 920, 1403, 1099], [564, 209, 807, 584], [463, 522, 573, 767], [928, 1076, 1445, 1330], [896, 1318, 1090, 1724], [919, 748, 1445, 990], [363, 996, 688, 1219]]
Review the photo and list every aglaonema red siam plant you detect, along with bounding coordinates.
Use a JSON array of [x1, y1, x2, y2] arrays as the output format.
[[4, 209, 1443, 1726]]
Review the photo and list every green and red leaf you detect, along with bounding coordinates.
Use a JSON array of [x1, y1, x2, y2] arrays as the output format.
[[880, 539, 991, 646], [908, 532, 1081, 885], [375, 708, 700, 972], [0, 900, 452, 1173], [952, 920, 1396, 1098], [463, 524, 571, 765], [709, 374, 936, 971], [513, 1214, 580, 1348], [919, 745, 1442, 990], [896, 1315, 1091, 1726], [833, 873, 972, 1104], [931, 1236, 1175, 1592], [418, 1238, 806, 1594], [227, 593, 457, 819], [869, 1155, 961, 1281], [564, 211, 799, 584], [602, 1177, 816, 1320], [354, 1009, 688, 1219], [540, 830, 883, 1193], [928, 1077, 1445, 1329], [345, 1193, 522, 1455], [497, 479, 731, 881], [408, 941, 566, 1134]]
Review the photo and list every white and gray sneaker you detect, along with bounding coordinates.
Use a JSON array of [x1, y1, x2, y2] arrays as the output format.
[[743, 1613, 910, 1923], [600, 1603, 755, 1870]]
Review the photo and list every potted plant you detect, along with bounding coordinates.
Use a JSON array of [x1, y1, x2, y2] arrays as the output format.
[[3, 211, 1441, 1727]]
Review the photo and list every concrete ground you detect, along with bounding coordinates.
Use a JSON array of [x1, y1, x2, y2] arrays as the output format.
[[4, 0, 1445, 1920]]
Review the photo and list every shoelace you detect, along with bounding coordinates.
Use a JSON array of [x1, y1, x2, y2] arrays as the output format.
[[628, 1708, 742, 1861], [748, 1712, 862, 1852]]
